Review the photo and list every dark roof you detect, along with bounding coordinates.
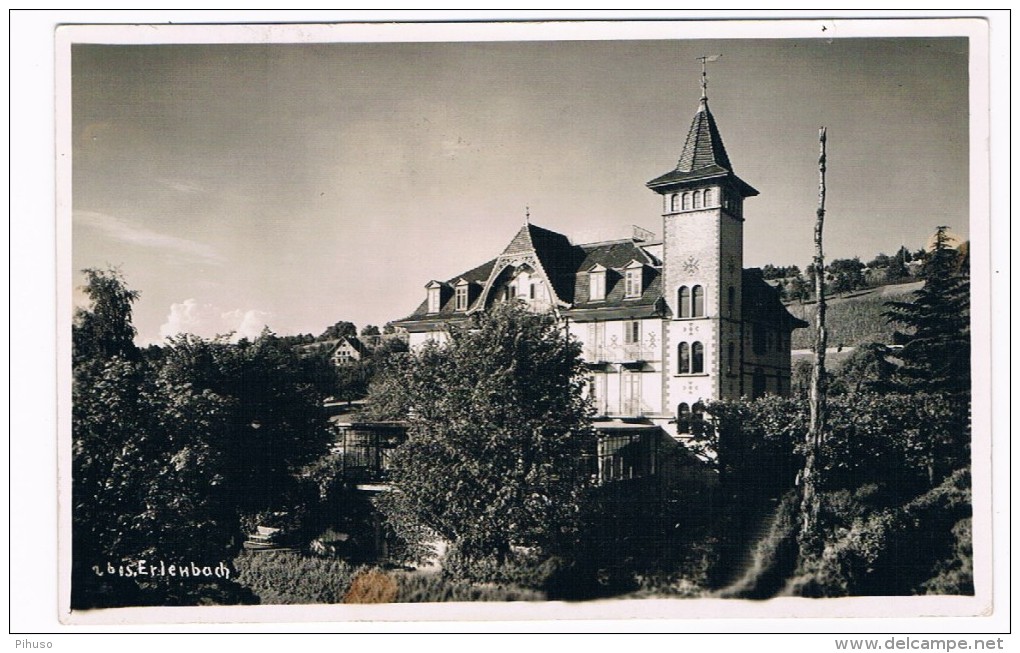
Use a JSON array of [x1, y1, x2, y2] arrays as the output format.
[[742, 269, 810, 330], [506, 224, 586, 304], [646, 99, 758, 197], [395, 225, 663, 326]]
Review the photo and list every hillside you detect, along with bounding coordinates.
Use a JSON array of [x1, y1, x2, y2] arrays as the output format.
[[787, 280, 923, 350]]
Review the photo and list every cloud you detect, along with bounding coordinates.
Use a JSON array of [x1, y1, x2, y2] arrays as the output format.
[[75, 210, 224, 265], [155, 177, 205, 195], [159, 299, 272, 343]]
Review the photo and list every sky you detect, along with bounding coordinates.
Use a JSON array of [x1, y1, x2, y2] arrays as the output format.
[[70, 29, 971, 346]]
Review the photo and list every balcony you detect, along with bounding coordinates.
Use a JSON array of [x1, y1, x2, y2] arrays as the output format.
[[583, 342, 658, 364]]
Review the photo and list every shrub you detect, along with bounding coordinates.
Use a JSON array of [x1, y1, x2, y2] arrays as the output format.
[[392, 572, 544, 602], [233, 551, 363, 604]]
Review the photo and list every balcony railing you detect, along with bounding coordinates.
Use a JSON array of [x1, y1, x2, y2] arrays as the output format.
[[583, 342, 658, 363]]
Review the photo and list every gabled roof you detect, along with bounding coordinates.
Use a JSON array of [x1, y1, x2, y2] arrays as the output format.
[[647, 99, 758, 197]]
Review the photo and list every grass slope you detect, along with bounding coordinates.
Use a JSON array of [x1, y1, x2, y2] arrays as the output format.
[[787, 281, 922, 350]]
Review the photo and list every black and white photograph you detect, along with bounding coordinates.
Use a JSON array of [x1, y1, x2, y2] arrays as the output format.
[[18, 14, 1004, 635]]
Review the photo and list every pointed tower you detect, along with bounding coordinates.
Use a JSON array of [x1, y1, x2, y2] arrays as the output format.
[[647, 80, 759, 420]]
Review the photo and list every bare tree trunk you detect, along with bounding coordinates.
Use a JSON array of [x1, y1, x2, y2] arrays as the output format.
[[800, 127, 828, 555]]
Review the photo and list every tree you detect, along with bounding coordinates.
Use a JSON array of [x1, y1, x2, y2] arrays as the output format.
[[789, 274, 810, 304], [73, 267, 140, 364], [360, 324, 380, 337], [369, 302, 596, 563], [72, 271, 330, 607], [319, 320, 357, 341], [827, 257, 866, 295], [885, 247, 911, 283], [884, 226, 970, 395]]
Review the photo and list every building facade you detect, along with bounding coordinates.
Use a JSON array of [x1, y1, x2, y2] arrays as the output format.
[[394, 90, 806, 440]]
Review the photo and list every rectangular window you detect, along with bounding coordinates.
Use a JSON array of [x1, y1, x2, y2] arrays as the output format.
[[622, 372, 642, 415], [625, 268, 642, 297], [427, 287, 441, 313], [455, 286, 468, 311], [624, 320, 641, 345], [589, 271, 605, 301]]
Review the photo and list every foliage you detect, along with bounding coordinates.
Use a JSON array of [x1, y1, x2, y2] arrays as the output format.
[[72, 267, 140, 364], [788, 468, 972, 596], [319, 320, 357, 341], [360, 324, 381, 337], [72, 271, 332, 608], [827, 342, 897, 395], [884, 226, 970, 395], [761, 264, 801, 280], [827, 257, 866, 295], [368, 302, 597, 563], [392, 570, 544, 602], [233, 551, 363, 604]]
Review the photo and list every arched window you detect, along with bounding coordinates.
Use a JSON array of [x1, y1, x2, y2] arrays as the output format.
[[727, 342, 735, 375], [682, 192, 691, 210], [692, 342, 704, 373], [670, 194, 680, 212], [693, 191, 702, 209], [678, 342, 690, 374], [676, 403, 691, 433], [690, 402, 706, 435], [692, 285, 705, 317], [678, 286, 691, 318], [727, 286, 735, 316], [704, 188, 713, 206]]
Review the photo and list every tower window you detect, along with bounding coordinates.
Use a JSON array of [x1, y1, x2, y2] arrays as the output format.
[[682, 193, 691, 210], [670, 194, 680, 212], [692, 285, 705, 317], [678, 286, 691, 318], [455, 285, 468, 311], [693, 191, 702, 209], [678, 342, 690, 374], [529, 283, 536, 300], [704, 188, 713, 206], [692, 342, 705, 374]]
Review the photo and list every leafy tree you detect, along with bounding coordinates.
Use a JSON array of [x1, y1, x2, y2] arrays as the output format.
[[885, 247, 910, 283], [369, 302, 596, 563], [827, 257, 866, 295], [884, 227, 970, 395], [319, 320, 357, 341], [72, 272, 330, 607], [360, 324, 380, 337], [828, 342, 897, 395], [72, 267, 140, 363], [788, 275, 810, 304]]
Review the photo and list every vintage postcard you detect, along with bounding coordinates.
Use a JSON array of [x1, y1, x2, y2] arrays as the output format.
[[49, 16, 999, 629]]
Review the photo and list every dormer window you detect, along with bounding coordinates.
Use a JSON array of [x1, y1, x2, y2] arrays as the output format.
[[588, 265, 606, 302], [426, 281, 443, 313], [455, 285, 468, 311], [623, 261, 643, 298]]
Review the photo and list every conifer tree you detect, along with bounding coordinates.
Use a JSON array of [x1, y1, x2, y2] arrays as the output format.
[[883, 226, 970, 395]]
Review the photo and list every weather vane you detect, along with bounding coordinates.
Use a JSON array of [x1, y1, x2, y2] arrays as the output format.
[[525, 205, 530, 224], [695, 54, 721, 100]]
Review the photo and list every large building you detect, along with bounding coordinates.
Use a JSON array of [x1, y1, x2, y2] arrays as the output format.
[[394, 84, 806, 441]]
